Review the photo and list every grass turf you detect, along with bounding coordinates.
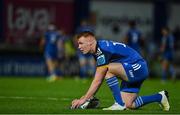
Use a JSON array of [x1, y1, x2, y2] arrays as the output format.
[[0, 77, 179, 114]]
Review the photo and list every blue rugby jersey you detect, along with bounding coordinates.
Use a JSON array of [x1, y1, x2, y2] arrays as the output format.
[[161, 34, 174, 53], [44, 31, 60, 55], [126, 29, 142, 52], [93, 40, 143, 67]]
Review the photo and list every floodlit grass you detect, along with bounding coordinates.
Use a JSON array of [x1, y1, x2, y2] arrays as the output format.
[[0, 76, 179, 114]]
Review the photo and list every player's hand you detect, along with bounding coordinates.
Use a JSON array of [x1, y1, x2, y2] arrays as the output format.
[[71, 98, 86, 109]]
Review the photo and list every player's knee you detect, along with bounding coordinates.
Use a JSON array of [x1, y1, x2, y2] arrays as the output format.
[[105, 71, 115, 79]]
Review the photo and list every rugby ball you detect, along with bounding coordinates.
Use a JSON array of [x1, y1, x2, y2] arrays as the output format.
[[79, 97, 100, 109]]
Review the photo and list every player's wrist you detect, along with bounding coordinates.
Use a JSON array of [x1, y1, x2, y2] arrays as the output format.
[[80, 95, 85, 99]]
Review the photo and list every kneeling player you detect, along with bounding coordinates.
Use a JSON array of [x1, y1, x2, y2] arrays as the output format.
[[71, 26, 170, 111]]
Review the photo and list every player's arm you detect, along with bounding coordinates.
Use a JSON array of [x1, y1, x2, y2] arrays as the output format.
[[83, 65, 108, 100], [71, 65, 108, 109]]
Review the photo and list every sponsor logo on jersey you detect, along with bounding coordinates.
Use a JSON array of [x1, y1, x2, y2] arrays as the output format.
[[97, 55, 105, 66], [129, 70, 134, 78], [95, 48, 102, 56], [132, 63, 141, 71]]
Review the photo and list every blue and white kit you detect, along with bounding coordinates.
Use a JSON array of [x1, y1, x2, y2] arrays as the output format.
[[93, 40, 149, 93], [44, 31, 64, 60], [126, 29, 142, 53], [161, 34, 175, 61]]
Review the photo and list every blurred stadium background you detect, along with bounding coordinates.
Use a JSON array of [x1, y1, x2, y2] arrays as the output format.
[[0, 0, 180, 77], [0, 0, 180, 114]]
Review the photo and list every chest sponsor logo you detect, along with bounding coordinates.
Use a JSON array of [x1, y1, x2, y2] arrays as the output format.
[[97, 55, 105, 65]]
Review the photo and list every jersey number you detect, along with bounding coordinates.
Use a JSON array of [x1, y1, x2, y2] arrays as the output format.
[[112, 42, 126, 47]]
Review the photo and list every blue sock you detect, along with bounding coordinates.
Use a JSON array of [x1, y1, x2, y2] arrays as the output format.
[[134, 93, 162, 108], [106, 76, 124, 106]]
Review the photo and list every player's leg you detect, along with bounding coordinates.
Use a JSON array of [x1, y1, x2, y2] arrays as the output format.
[[133, 93, 162, 109], [169, 52, 176, 81], [119, 59, 170, 111], [104, 71, 125, 106], [46, 58, 60, 82], [169, 64, 176, 80], [121, 91, 137, 109], [107, 62, 129, 81], [121, 85, 163, 109], [161, 59, 169, 83], [164, 51, 176, 81], [103, 63, 128, 110], [106, 59, 147, 109], [105, 62, 141, 109], [121, 89, 169, 111], [46, 58, 57, 75]]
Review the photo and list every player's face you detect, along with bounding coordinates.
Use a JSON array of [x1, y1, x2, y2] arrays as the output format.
[[78, 36, 91, 54]]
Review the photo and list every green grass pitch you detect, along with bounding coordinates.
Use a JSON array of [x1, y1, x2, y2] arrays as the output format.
[[0, 77, 179, 114]]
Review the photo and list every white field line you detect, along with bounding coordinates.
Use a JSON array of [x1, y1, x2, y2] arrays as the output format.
[[0, 96, 111, 102], [0, 96, 70, 101]]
